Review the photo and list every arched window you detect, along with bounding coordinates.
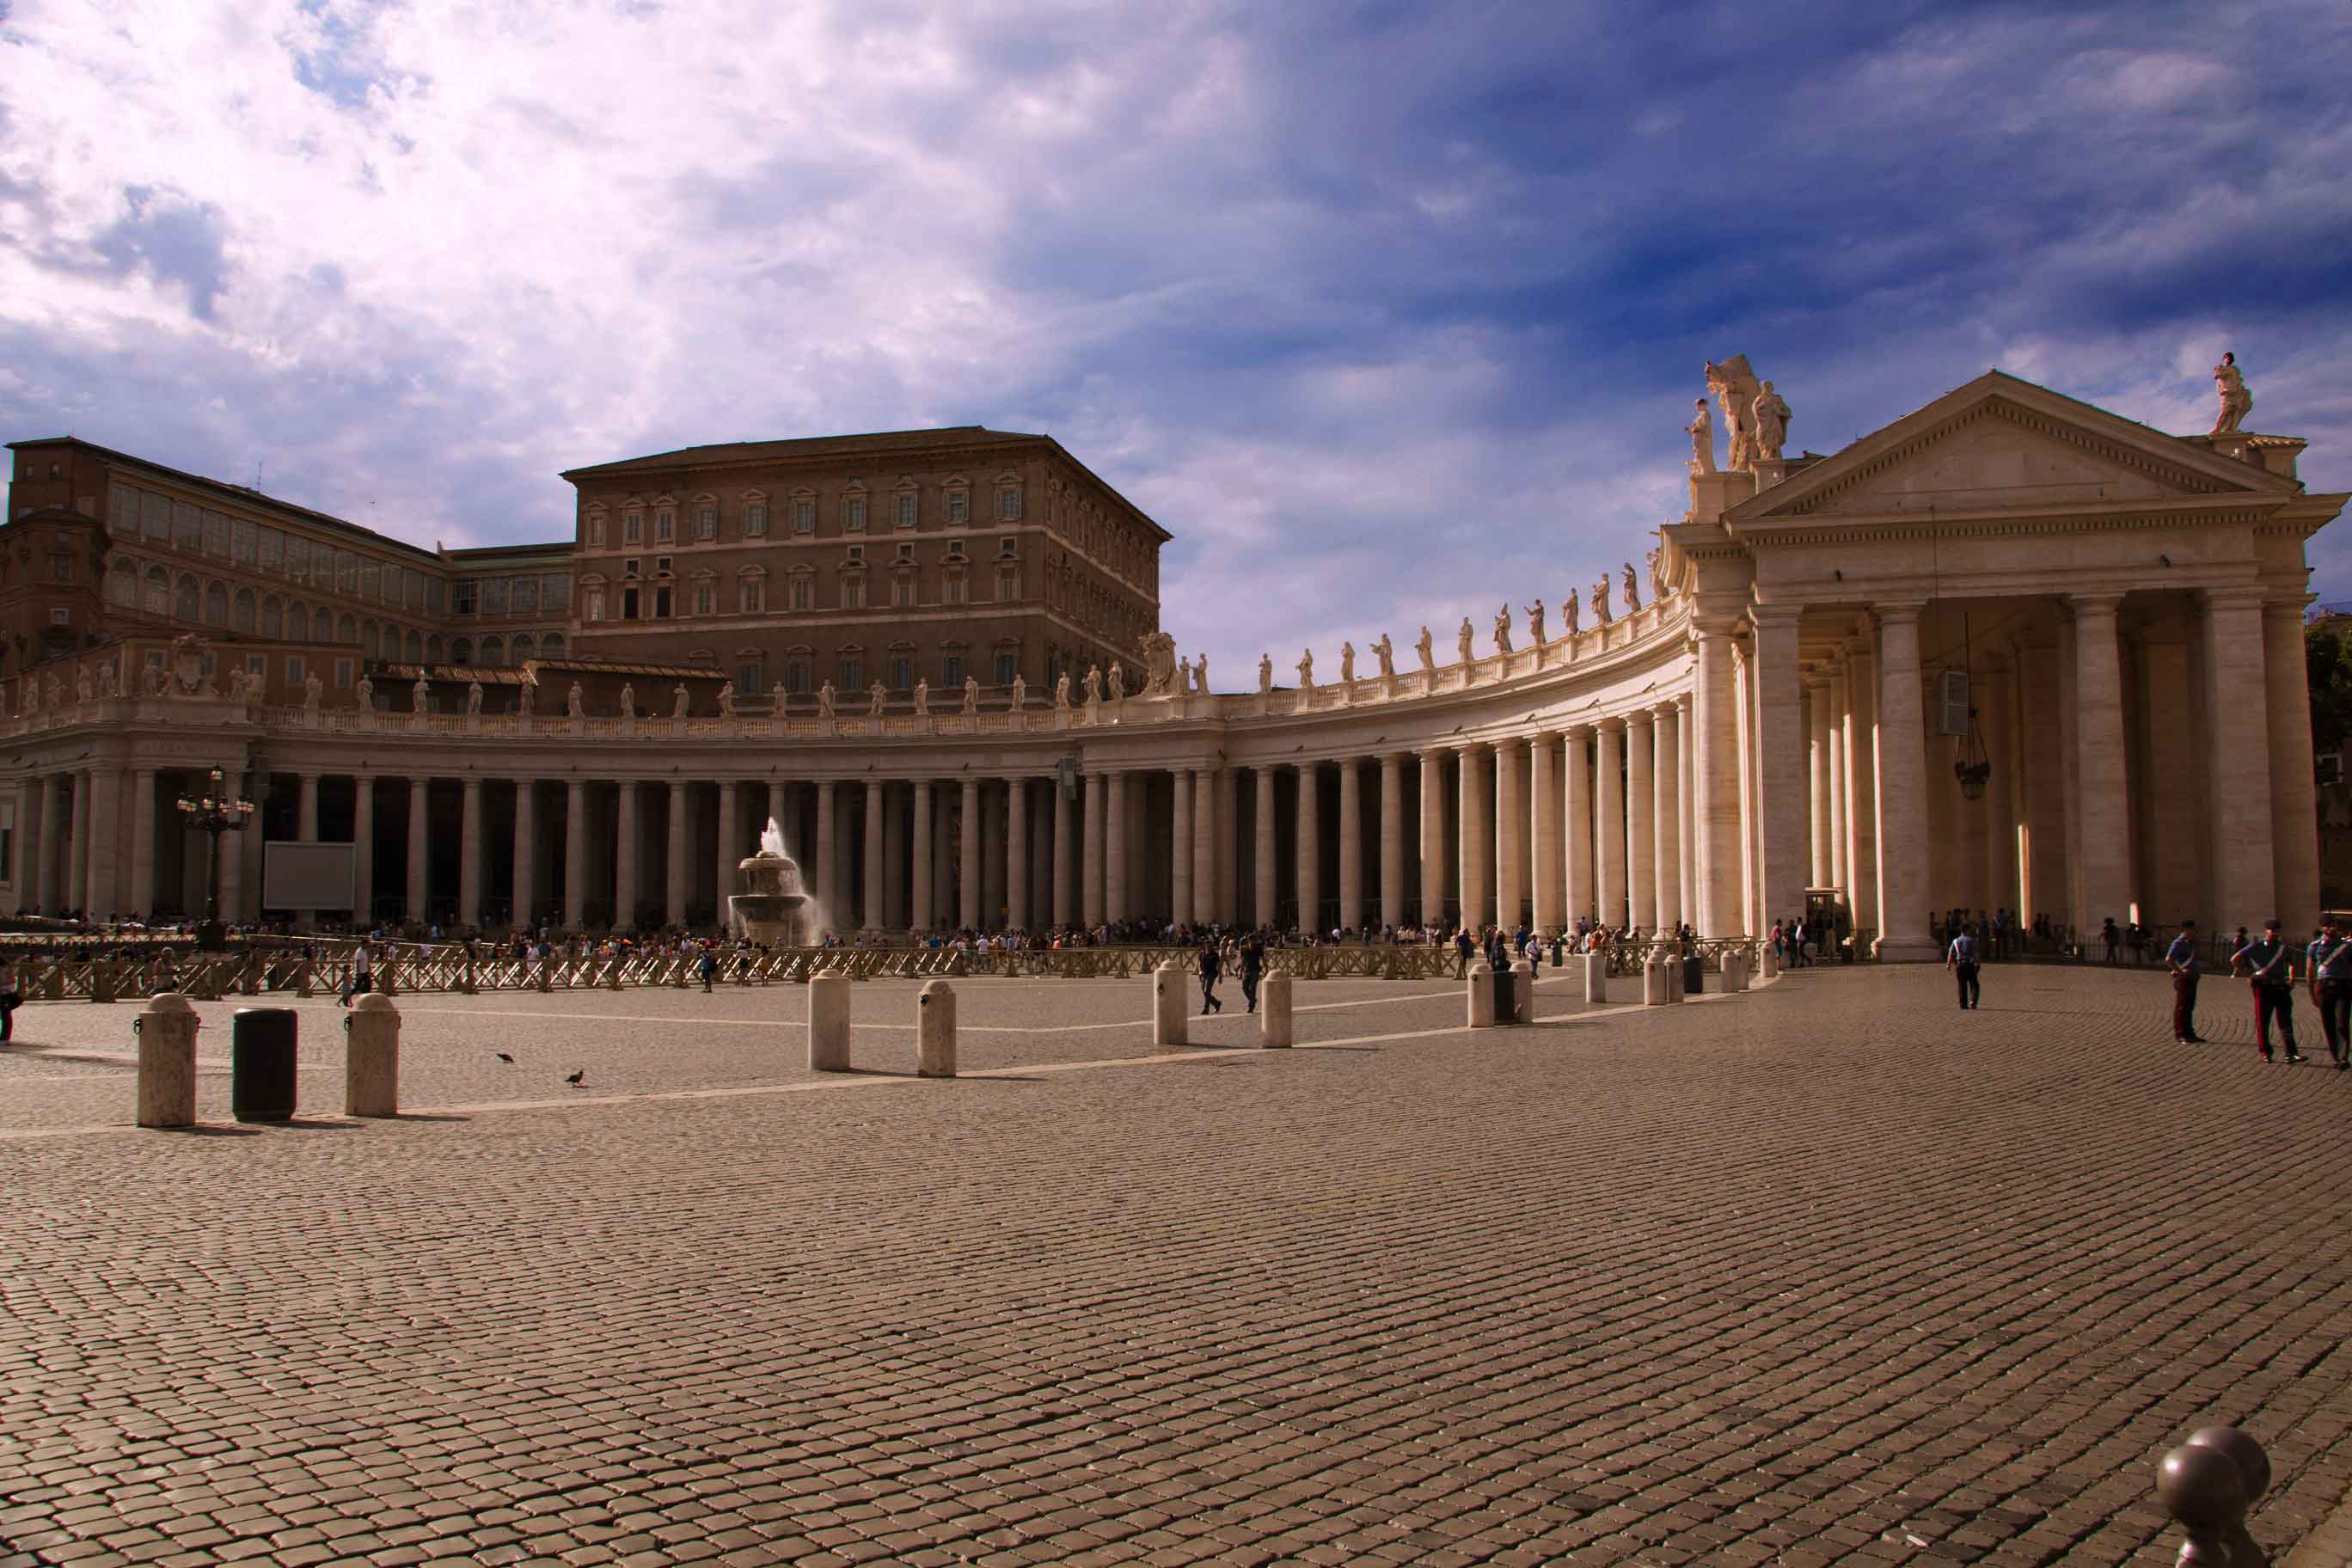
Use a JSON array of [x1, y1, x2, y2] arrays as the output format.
[[203, 581, 229, 626], [540, 632, 565, 658], [175, 574, 200, 620], [260, 595, 282, 637], [426, 634, 442, 664], [233, 587, 256, 632], [406, 630, 422, 663], [337, 612, 357, 645], [511, 633, 534, 662], [481, 634, 504, 665], [144, 565, 169, 616], [286, 601, 309, 640], [450, 637, 473, 665], [108, 558, 138, 608]]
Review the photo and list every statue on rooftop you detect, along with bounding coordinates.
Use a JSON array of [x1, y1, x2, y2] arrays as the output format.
[[1373, 633, 1395, 679], [1622, 561, 1641, 612], [1592, 576, 1613, 625], [1493, 604, 1513, 654], [1687, 398, 1716, 475], [1415, 625, 1434, 673], [2212, 352, 2253, 437], [1751, 381, 1792, 462]]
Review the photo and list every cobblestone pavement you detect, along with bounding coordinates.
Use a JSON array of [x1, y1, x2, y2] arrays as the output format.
[[3, 963, 2349, 1566]]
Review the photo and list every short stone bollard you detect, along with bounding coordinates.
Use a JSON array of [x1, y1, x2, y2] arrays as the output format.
[[343, 992, 401, 1117], [1722, 949, 1747, 993], [1153, 961, 1188, 1048], [1642, 953, 1669, 1006], [133, 992, 199, 1129], [1510, 959, 1535, 1022], [809, 969, 852, 1071], [89, 962, 116, 1004], [1760, 944, 1779, 979], [917, 979, 957, 1078], [2156, 1426, 2269, 1566], [1260, 972, 1293, 1047], [1467, 960, 1495, 1027], [1583, 949, 1608, 1005], [1666, 953, 1686, 1002]]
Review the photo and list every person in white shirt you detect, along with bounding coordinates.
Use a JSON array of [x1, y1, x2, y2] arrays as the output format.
[[1946, 928, 1980, 1010]]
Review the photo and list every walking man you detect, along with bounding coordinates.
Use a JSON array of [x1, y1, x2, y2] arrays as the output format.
[[1240, 937, 1264, 1014], [2165, 918, 2204, 1044], [2309, 916, 2352, 1069], [1197, 940, 1223, 1015], [1947, 924, 1981, 1009], [2230, 920, 2303, 1063]]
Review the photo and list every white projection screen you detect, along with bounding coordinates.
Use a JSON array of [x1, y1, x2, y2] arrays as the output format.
[[264, 842, 356, 911]]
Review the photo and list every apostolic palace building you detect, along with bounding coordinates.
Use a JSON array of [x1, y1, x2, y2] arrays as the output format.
[[0, 358, 2341, 959]]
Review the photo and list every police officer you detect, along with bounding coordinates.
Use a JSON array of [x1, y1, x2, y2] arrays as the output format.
[[2229, 920, 2303, 1064], [1946, 924, 1981, 1009], [2309, 917, 2352, 1070], [2164, 918, 2203, 1044]]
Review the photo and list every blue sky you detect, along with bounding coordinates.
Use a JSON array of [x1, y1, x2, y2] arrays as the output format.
[[3, 0, 2349, 677]]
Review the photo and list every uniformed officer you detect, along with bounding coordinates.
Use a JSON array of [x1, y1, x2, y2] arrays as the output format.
[[2164, 919, 2204, 1044], [2229, 919, 2304, 1064], [2308, 917, 2352, 1069], [1946, 926, 1981, 1009]]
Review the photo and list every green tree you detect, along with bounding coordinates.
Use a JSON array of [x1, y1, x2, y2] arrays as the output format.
[[2306, 619, 2352, 759]]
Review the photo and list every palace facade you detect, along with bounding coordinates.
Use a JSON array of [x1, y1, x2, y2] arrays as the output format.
[[1, 366, 2341, 956]]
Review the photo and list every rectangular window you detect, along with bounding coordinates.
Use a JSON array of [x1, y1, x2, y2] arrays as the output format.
[[624, 513, 643, 544], [622, 558, 640, 579], [622, 586, 640, 621], [357, 560, 378, 601], [511, 576, 538, 615], [286, 536, 311, 581], [793, 498, 815, 533], [839, 656, 862, 690], [946, 489, 968, 525], [654, 555, 673, 576], [787, 577, 812, 610], [542, 573, 569, 610], [995, 651, 1018, 685], [482, 578, 510, 615], [693, 583, 714, 616], [110, 482, 138, 534], [334, 657, 354, 689], [407, 573, 426, 611], [739, 579, 764, 614], [585, 587, 605, 623], [427, 577, 445, 613], [995, 567, 1020, 600], [737, 660, 761, 693], [697, 506, 717, 540], [787, 657, 811, 694], [744, 503, 768, 536], [587, 514, 606, 546], [287, 656, 304, 684], [945, 575, 967, 605], [245, 653, 266, 681], [842, 496, 867, 532], [51, 555, 72, 583], [174, 500, 201, 549], [653, 585, 672, 617], [233, 518, 258, 564], [889, 655, 912, 690], [335, 550, 358, 592], [382, 565, 401, 604], [891, 575, 915, 607], [258, 528, 284, 572], [944, 655, 965, 688], [453, 579, 478, 616], [841, 575, 866, 609], [997, 488, 1020, 520], [202, 509, 231, 555], [142, 491, 170, 541], [896, 493, 916, 529], [656, 509, 675, 542]]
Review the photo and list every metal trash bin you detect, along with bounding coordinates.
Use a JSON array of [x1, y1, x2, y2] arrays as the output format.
[[230, 1007, 298, 1123], [1491, 964, 1521, 1024], [1682, 956, 1705, 995]]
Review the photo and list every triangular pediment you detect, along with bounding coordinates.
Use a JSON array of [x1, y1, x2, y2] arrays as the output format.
[[1731, 371, 2288, 524]]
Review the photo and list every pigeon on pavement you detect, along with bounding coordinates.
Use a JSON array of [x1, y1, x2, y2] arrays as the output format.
[[565, 1069, 585, 1086]]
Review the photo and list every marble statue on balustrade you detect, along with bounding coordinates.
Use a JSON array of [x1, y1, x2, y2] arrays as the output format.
[[1493, 605, 1513, 654], [2213, 352, 2253, 436], [518, 679, 535, 716], [1687, 399, 1716, 475], [1646, 547, 1668, 603], [673, 683, 692, 719], [1258, 654, 1273, 694], [1526, 600, 1545, 645], [144, 661, 169, 697], [1751, 381, 1791, 461], [76, 665, 93, 703], [716, 682, 735, 717], [1416, 626, 1435, 672], [1622, 561, 1640, 612], [618, 683, 635, 718], [962, 676, 979, 714], [1053, 672, 1071, 710], [1296, 648, 1314, 691], [1082, 666, 1103, 724], [466, 680, 484, 716], [1339, 641, 1356, 683], [913, 678, 930, 716], [1108, 662, 1126, 701], [44, 671, 64, 709], [357, 674, 374, 710], [567, 681, 585, 717], [867, 682, 887, 716], [99, 662, 118, 698], [412, 674, 430, 713], [1591, 576, 1612, 625], [1564, 591, 1580, 636], [1457, 619, 1474, 664], [1705, 355, 1763, 471], [1193, 654, 1209, 694], [1141, 632, 1179, 697], [817, 681, 836, 718], [1011, 672, 1028, 708], [1373, 634, 1395, 679], [769, 681, 788, 712], [224, 667, 247, 704]]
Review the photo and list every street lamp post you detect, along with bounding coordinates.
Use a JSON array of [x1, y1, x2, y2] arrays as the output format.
[[175, 768, 254, 952]]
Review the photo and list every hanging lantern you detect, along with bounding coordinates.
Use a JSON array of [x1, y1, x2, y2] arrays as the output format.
[[1953, 612, 1992, 800]]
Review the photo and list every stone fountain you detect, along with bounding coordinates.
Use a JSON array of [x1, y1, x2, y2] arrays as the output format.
[[730, 818, 812, 946]]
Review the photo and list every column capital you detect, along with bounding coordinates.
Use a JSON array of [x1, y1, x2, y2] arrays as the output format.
[[1749, 602, 1805, 628], [2066, 591, 2125, 617], [1651, 700, 1681, 721], [2198, 583, 2269, 612], [1873, 599, 1928, 626], [1625, 707, 1655, 732], [2265, 592, 2315, 622]]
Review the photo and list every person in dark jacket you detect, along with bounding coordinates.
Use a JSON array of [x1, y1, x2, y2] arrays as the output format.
[[1197, 942, 1223, 1015], [1240, 939, 1265, 1014]]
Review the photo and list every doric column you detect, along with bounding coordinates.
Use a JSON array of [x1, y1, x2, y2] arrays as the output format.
[[1826, 675, 1848, 891], [1626, 711, 1655, 934], [1418, 749, 1449, 927], [1338, 759, 1363, 932], [910, 780, 934, 931], [68, 769, 91, 914], [1693, 623, 1742, 937], [2200, 586, 2275, 933], [458, 776, 484, 928], [1596, 721, 1626, 928], [2267, 598, 2321, 938], [1807, 677, 1833, 888], [1171, 769, 1194, 928], [84, 768, 122, 917], [666, 782, 692, 928], [355, 776, 378, 925], [1492, 741, 1522, 932], [405, 775, 430, 922], [1456, 747, 1488, 931], [1981, 660, 2016, 914], [1653, 703, 1681, 933], [616, 781, 643, 929], [128, 769, 157, 920], [1214, 769, 1238, 924], [1295, 763, 1322, 934], [1565, 727, 1594, 925], [981, 782, 1005, 929], [716, 780, 741, 924], [961, 776, 983, 929], [512, 781, 538, 931], [931, 786, 955, 922], [1191, 769, 1216, 927], [1530, 736, 1560, 934], [1379, 754, 1406, 930], [28, 775, 56, 913], [1752, 607, 1808, 934], [1843, 640, 1880, 936], [1872, 604, 1934, 959], [813, 781, 836, 927], [560, 780, 584, 931], [1007, 777, 1030, 930], [854, 780, 880, 931], [1050, 777, 1072, 929], [1253, 766, 1278, 928], [1082, 772, 1106, 927], [1677, 695, 1696, 928], [291, 772, 320, 925], [2071, 593, 2135, 937]]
